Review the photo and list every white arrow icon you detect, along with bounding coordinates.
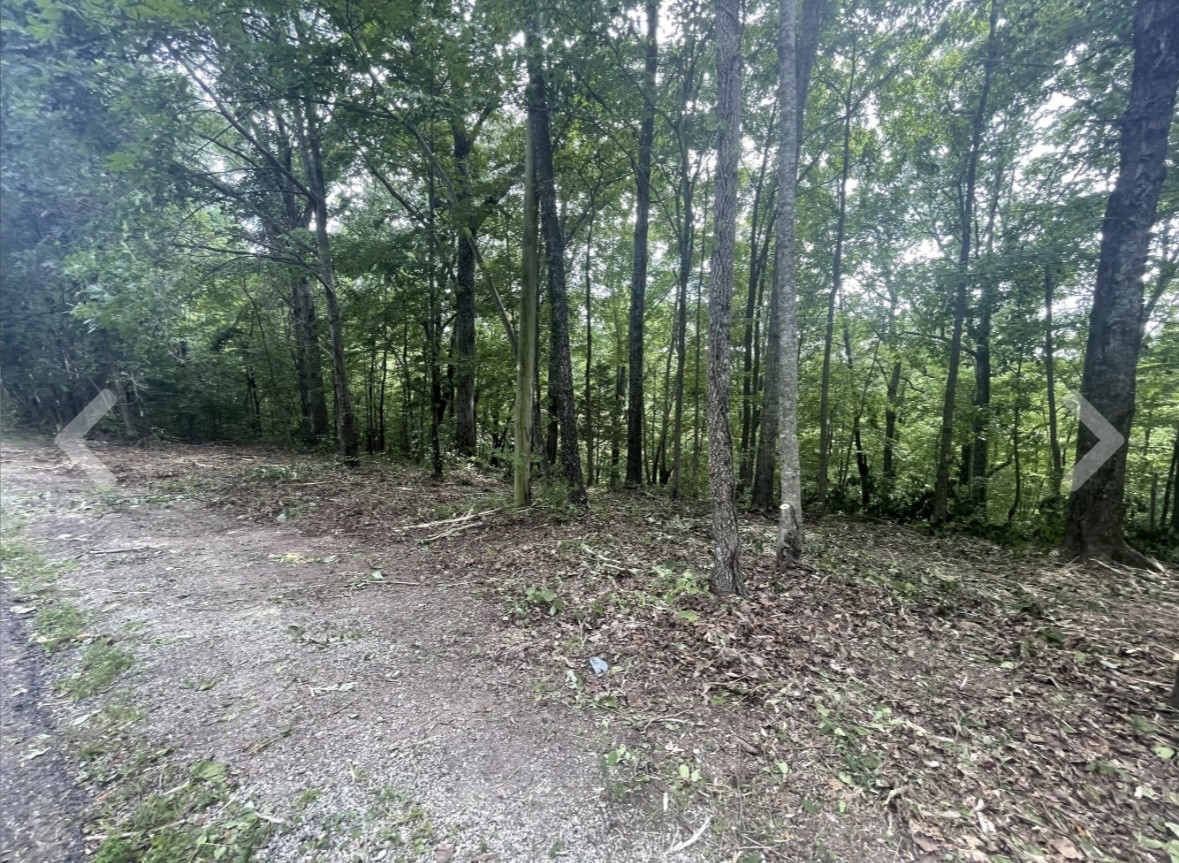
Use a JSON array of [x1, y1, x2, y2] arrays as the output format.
[[54, 389, 118, 487], [1064, 391, 1125, 492]]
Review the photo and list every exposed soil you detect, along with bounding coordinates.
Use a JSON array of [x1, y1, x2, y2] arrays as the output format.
[[2, 438, 1177, 863]]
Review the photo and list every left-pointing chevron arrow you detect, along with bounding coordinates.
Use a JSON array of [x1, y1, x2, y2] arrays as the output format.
[[54, 389, 118, 487]]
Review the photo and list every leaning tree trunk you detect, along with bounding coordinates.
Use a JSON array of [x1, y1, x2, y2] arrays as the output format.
[[1063, 0, 1179, 567], [625, 0, 660, 488], [527, 28, 588, 507], [706, 0, 744, 596]]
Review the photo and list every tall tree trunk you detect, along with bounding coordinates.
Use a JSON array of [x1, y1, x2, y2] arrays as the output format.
[[882, 360, 902, 492], [933, 0, 999, 522], [774, 0, 803, 566], [670, 174, 694, 499], [738, 155, 773, 496], [751, 0, 826, 513], [527, 28, 587, 507], [817, 50, 856, 511], [516, 82, 541, 508], [299, 103, 358, 461], [692, 199, 708, 495], [1043, 266, 1064, 502], [707, 0, 744, 596], [1063, 0, 1178, 566], [584, 227, 595, 487], [969, 158, 1007, 517], [453, 123, 478, 458], [625, 0, 659, 488]]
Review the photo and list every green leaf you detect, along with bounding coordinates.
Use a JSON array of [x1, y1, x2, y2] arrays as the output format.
[[1155, 745, 1175, 761]]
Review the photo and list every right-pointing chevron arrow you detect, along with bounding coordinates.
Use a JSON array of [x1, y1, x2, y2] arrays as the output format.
[[1064, 391, 1125, 491]]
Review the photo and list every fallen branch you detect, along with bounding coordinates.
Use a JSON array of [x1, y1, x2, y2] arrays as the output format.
[[88, 547, 156, 555], [398, 507, 502, 532]]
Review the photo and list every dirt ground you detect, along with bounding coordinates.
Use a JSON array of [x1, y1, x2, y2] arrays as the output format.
[[2, 439, 1177, 863]]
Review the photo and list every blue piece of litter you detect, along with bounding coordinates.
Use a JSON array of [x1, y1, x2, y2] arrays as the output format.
[[589, 656, 609, 676]]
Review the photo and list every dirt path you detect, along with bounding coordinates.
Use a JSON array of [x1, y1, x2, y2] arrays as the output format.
[[0, 442, 710, 862]]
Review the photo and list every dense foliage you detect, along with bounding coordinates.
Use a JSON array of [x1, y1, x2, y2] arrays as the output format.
[[1, 0, 1176, 556]]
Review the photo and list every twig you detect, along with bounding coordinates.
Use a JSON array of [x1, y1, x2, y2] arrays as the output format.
[[88, 547, 156, 555], [667, 815, 711, 854]]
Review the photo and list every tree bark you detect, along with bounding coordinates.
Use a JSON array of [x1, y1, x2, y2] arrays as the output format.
[[706, 0, 744, 596], [1063, 0, 1178, 566]]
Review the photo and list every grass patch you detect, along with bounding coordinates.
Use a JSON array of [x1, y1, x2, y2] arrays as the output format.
[[59, 641, 134, 699], [92, 759, 274, 863], [35, 603, 90, 651]]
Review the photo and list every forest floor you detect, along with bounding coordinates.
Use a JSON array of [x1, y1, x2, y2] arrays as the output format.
[[1, 439, 1176, 863]]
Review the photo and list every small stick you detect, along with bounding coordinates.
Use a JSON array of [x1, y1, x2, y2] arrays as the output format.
[[88, 547, 155, 555], [667, 816, 711, 854]]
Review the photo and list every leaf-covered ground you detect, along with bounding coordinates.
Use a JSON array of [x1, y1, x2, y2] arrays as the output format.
[[98, 442, 1179, 863]]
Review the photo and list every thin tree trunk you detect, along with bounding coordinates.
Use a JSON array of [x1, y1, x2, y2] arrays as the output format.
[[671, 176, 694, 499], [691, 198, 708, 496], [299, 102, 358, 461], [516, 85, 541, 508], [290, 275, 330, 442], [750, 0, 826, 512], [527, 42, 588, 506], [453, 123, 478, 458], [1160, 426, 1178, 528], [738, 155, 773, 496], [584, 226, 595, 487], [1043, 266, 1064, 502], [1064, 0, 1178, 567], [818, 50, 856, 511], [625, 0, 660, 488], [774, 0, 803, 566], [933, 0, 999, 522]]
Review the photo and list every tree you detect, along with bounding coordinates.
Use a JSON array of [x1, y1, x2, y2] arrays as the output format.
[[773, 0, 803, 565], [932, 0, 1000, 523], [526, 16, 588, 507], [625, 0, 659, 488], [707, 0, 745, 596], [1063, 0, 1179, 566]]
